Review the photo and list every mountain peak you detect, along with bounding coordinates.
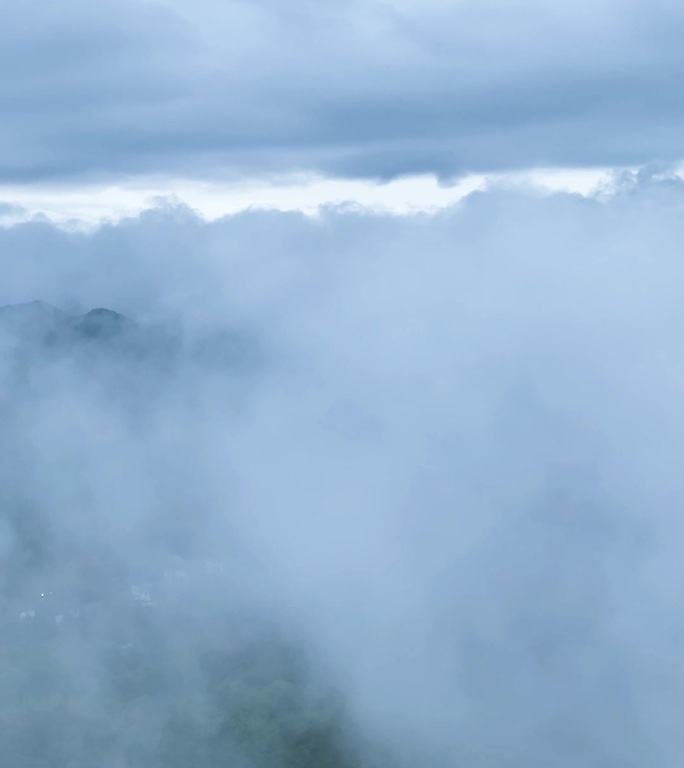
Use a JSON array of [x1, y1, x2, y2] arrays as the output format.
[[71, 308, 135, 340]]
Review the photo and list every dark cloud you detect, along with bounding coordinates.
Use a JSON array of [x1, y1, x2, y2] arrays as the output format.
[[2, 0, 684, 183], [3, 176, 684, 764]]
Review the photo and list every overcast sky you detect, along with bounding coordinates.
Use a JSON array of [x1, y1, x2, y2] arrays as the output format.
[[2, 0, 683, 195]]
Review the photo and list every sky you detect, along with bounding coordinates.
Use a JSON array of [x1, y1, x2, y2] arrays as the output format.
[[4, 2, 684, 767], [2, 0, 684, 217]]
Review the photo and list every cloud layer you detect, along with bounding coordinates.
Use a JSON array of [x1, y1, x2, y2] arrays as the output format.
[[3, 0, 684, 183], [3, 174, 684, 764]]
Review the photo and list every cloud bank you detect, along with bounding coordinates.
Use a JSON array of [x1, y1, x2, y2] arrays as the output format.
[[3, 173, 684, 765], [3, 0, 684, 183]]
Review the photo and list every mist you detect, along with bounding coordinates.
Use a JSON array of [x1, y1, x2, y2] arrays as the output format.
[[2, 171, 684, 766]]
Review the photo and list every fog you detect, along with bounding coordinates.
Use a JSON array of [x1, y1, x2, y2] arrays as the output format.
[[2, 170, 684, 766]]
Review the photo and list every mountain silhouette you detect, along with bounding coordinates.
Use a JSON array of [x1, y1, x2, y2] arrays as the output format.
[[69, 307, 137, 340], [0, 301, 137, 346], [0, 300, 262, 386]]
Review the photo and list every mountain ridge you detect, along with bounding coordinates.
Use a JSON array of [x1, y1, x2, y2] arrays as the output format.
[[0, 301, 135, 341]]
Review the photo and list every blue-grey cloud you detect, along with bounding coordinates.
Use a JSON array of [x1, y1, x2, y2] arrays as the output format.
[[3, 0, 684, 183], [3, 175, 684, 764]]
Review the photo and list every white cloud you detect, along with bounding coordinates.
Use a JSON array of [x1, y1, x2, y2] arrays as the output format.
[[3, 175, 684, 763], [0, 167, 615, 227]]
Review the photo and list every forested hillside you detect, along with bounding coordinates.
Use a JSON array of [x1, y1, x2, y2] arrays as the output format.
[[0, 302, 399, 768]]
